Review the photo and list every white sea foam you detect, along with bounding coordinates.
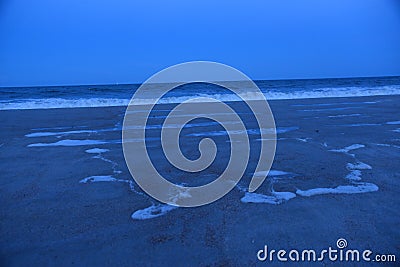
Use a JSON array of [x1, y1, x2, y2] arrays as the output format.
[[276, 126, 299, 133], [386, 121, 400, 125], [32, 126, 87, 131], [0, 98, 130, 110], [373, 143, 391, 147], [91, 151, 121, 174], [85, 148, 110, 153], [25, 128, 118, 137], [296, 183, 379, 197], [253, 170, 292, 177], [187, 126, 298, 137], [128, 181, 146, 197], [295, 137, 311, 142], [125, 121, 220, 130], [26, 130, 96, 137], [372, 143, 400, 149], [299, 107, 356, 112], [345, 170, 362, 181], [79, 175, 129, 183], [327, 113, 362, 118], [338, 123, 381, 127], [254, 137, 288, 142], [1, 85, 399, 110], [131, 204, 177, 220], [27, 139, 119, 147], [188, 129, 250, 137], [347, 162, 372, 170], [329, 144, 365, 153], [292, 102, 374, 107], [241, 191, 296, 204]]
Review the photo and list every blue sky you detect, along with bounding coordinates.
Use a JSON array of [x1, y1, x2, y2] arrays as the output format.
[[0, 0, 399, 87]]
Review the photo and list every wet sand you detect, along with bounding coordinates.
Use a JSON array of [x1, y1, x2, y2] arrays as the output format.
[[0, 95, 399, 266]]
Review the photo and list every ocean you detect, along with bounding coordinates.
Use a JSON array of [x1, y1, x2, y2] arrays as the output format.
[[1, 76, 400, 110]]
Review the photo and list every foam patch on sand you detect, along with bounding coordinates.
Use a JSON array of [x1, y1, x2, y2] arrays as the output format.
[[85, 148, 110, 153], [372, 143, 400, 149], [26, 130, 96, 137], [28, 139, 119, 147], [299, 107, 356, 112], [386, 121, 400, 125], [296, 183, 379, 197], [188, 126, 298, 137], [329, 144, 365, 153], [241, 191, 296, 204], [293, 102, 376, 107], [32, 126, 81, 131], [92, 153, 121, 174], [168, 188, 192, 205], [327, 113, 361, 118], [79, 175, 129, 183], [345, 170, 362, 181], [338, 123, 381, 127], [253, 170, 292, 177], [373, 143, 391, 147], [126, 121, 220, 130], [128, 181, 146, 197], [255, 138, 289, 142], [296, 138, 309, 142], [25, 127, 119, 138], [131, 204, 177, 220], [276, 126, 299, 134], [347, 162, 372, 170]]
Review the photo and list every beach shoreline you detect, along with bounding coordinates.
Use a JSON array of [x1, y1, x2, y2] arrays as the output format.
[[1, 95, 399, 266]]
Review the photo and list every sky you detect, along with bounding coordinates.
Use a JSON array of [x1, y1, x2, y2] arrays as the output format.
[[0, 0, 400, 87]]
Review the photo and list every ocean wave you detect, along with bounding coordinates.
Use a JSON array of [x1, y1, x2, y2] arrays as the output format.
[[1, 85, 399, 110], [0, 98, 131, 110]]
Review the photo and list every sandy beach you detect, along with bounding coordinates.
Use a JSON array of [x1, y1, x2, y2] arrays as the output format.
[[1, 95, 399, 266]]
